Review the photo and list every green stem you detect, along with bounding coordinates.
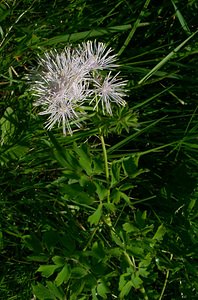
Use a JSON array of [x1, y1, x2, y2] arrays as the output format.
[[159, 253, 173, 300], [100, 134, 109, 181], [83, 227, 98, 251], [100, 134, 110, 203]]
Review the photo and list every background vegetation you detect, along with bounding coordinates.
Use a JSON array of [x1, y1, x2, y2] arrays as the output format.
[[0, 0, 197, 299]]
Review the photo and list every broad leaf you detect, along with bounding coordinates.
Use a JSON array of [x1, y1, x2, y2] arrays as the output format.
[[37, 265, 60, 278], [32, 283, 56, 300], [88, 204, 103, 226], [55, 264, 70, 286]]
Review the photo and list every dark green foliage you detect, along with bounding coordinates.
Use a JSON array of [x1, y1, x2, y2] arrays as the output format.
[[0, 0, 197, 299]]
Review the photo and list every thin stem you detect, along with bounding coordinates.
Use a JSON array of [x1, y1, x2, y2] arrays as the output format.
[[83, 227, 98, 251], [159, 253, 173, 300], [100, 134, 109, 181], [100, 134, 110, 203]]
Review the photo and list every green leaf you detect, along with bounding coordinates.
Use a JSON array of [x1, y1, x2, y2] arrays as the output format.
[[127, 245, 144, 256], [59, 234, 76, 254], [111, 231, 124, 248], [47, 131, 68, 168], [120, 191, 131, 204], [22, 234, 43, 253], [71, 267, 88, 279], [122, 155, 139, 177], [111, 189, 121, 204], [26, 255, 49, 263], [37, 265, 60, 278], [119, 280, 133, 298], [152, 224, 166, 242], [141, 225, 154, 236], [131, 273, 143, 288], [123, 222, 139, 233], [52, 256, 65, 266], [92, 241, 105, 260], [119, 273, 130, 291], [46, 281, 64, 300], [0, 107, 15, 145], [104, 202, 116, 213], [79, 174, 96, 195], [70, 279, 85, 299], [92, 287, 99, 300], [120, 183, 136, 192], [110, 161, 121, 187], [93, 156, 104, 174], [55, 264, 70, 286], [43, 230, 60, 251], [0, 4, 10, 22], [36, 25, 137, 47], [94, 182, 108, 201], [64, 148, 80, 170], [108, 247, 122, 257], [0, 145, 29, 164], [97, 280, 110, 299], [32, 283, 56, 300], [134, 210, 147, 228], [74, 143, 92, 175], [88, 203, 103, 225], [139, 254, 153, 269], [138, 267, 150, 278], [188, 198, 196, 212], [62, 183, 94, 205], [122, 155, 147, 178]]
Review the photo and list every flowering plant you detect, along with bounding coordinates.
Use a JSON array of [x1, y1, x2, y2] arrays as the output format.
[[29, 40, 128, 135]]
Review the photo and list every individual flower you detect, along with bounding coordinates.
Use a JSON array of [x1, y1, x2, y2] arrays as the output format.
[[38, 97, 82, 136], [91, 72, 128, 115], [76, 40, 118, 71]]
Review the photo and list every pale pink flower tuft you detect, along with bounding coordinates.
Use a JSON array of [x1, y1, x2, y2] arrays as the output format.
[[29, 40, 128, 135], [76, 40, 118, 71], [91, 72, 127, 115]]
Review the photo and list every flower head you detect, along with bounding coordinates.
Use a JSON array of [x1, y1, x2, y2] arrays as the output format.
[[28, 40, 128, 135], [30, 48, 89, 135], [38, 97, 82, 136], [76, 40, 118, 71], [91, 72, 127, 115]]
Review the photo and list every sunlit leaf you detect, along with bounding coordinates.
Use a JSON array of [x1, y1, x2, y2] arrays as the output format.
[[55, 264, 70, 286], [88, 203, 103, 225], [37, 265, 60, 278]]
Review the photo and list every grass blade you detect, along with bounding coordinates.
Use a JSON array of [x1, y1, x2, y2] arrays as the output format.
[[138, 29, 198, 84], [118, 0, 151, 56], [35, 24, 149, 47], [171, 0, 191, 35], [107, 116, 167, 154]]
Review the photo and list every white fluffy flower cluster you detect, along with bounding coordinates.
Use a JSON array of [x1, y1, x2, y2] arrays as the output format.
[[30, 40, 128, 135]]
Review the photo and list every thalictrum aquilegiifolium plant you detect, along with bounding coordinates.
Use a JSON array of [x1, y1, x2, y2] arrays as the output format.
[[1, 1, 197, 299], [28, 40, 129, 205]]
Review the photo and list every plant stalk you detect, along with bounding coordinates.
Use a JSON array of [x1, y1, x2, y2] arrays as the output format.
[[100, 134, 110, 203]]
